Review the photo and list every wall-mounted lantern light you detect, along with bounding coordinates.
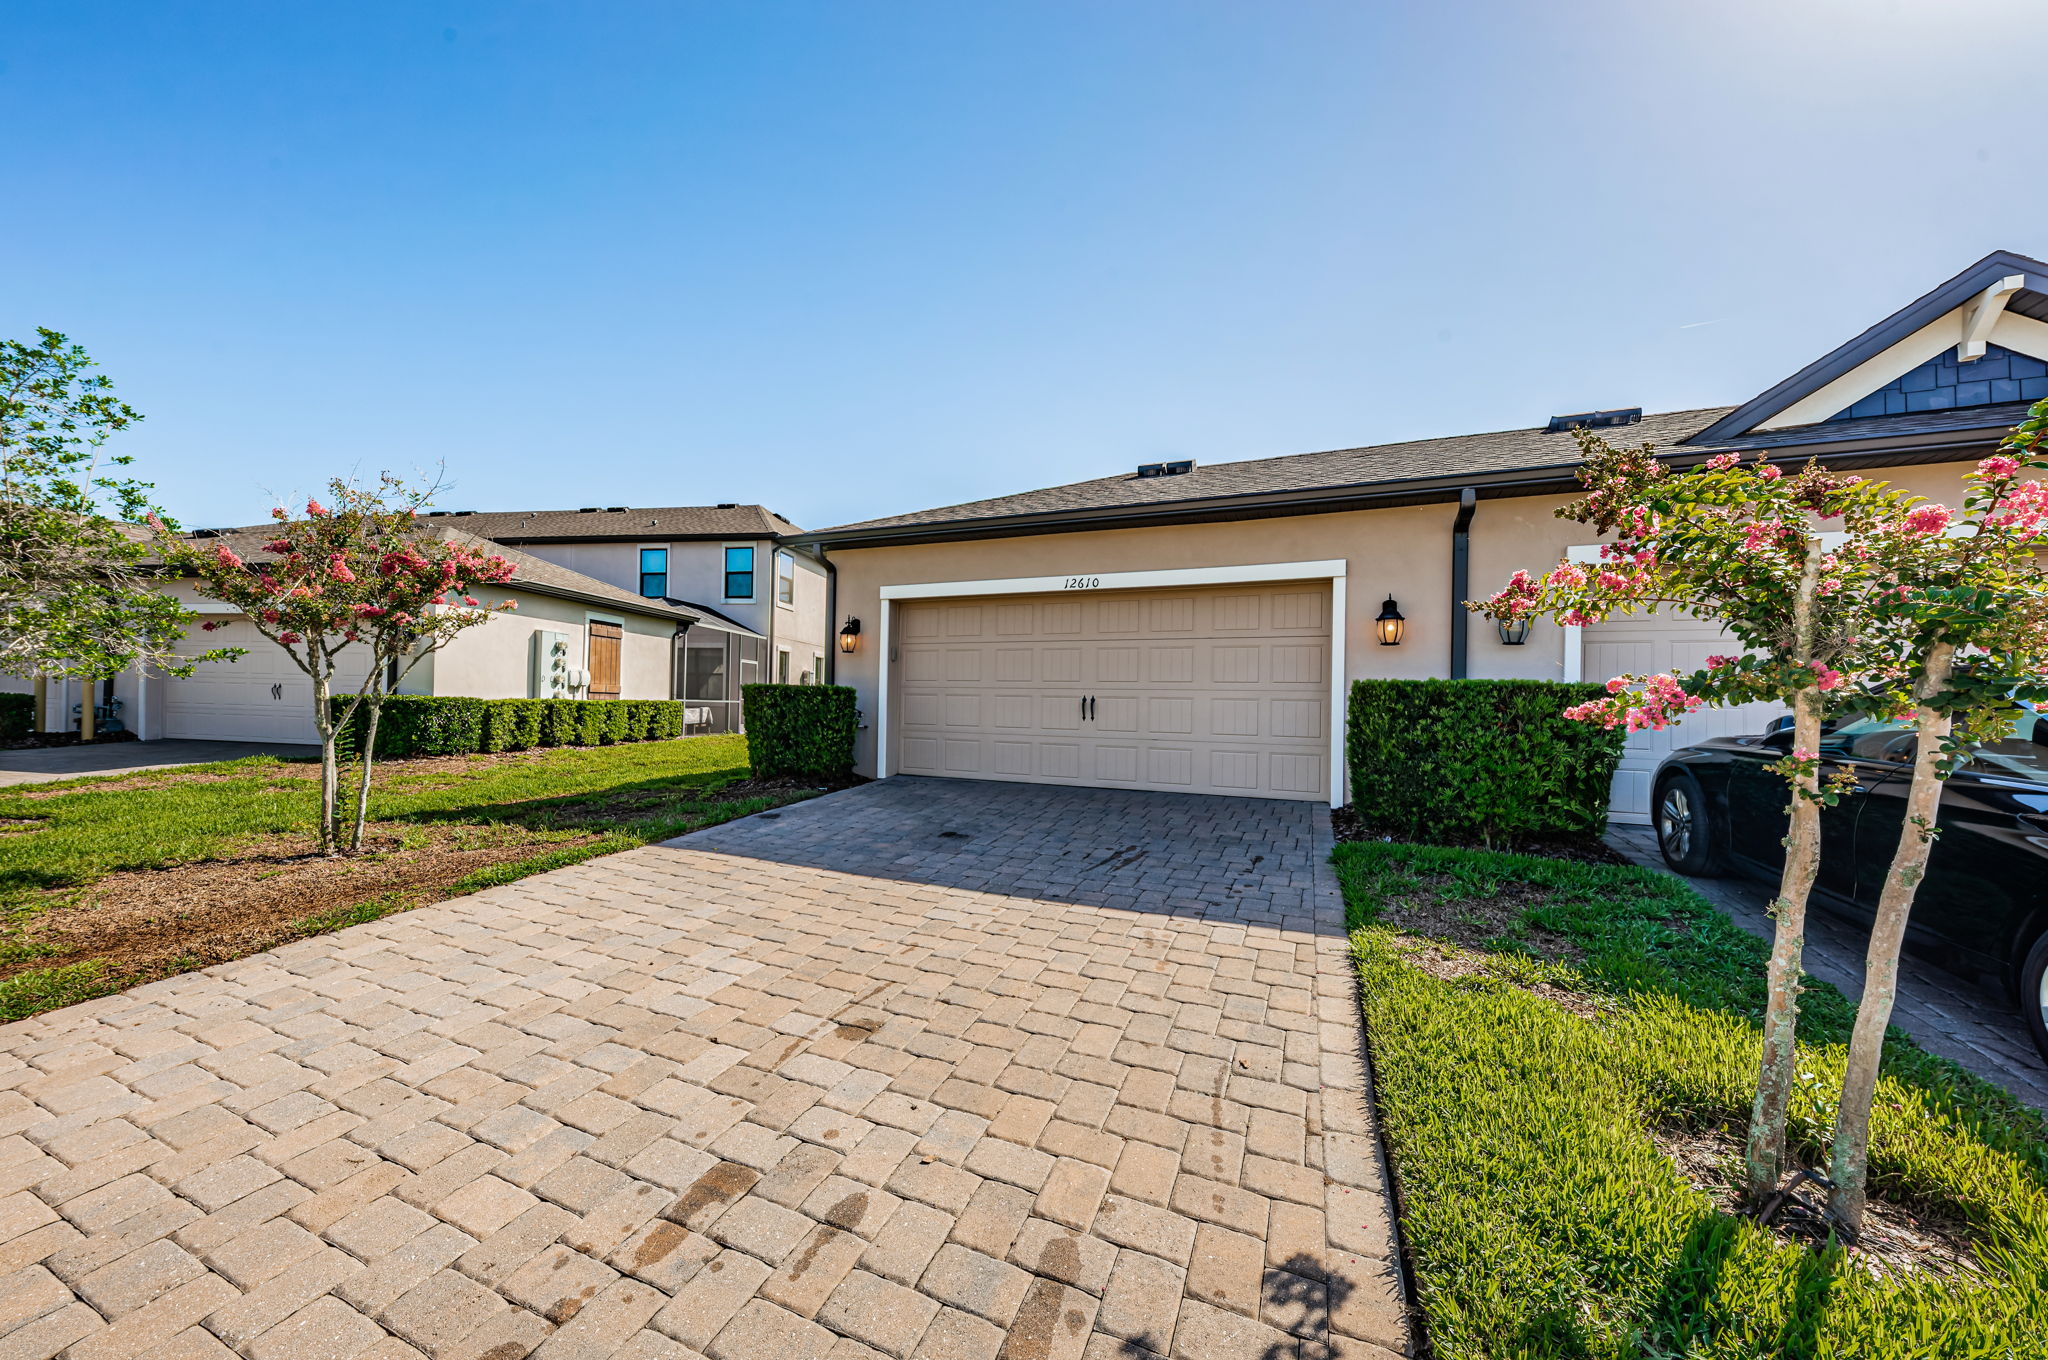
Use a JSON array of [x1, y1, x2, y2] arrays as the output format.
[[837, 616, 862, 653], [1496, 616, 1531, 646], [1374, 597, 1405, 646]]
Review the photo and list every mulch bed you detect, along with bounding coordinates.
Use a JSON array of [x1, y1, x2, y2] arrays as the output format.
[[1655, 1121, 1984, 1279]]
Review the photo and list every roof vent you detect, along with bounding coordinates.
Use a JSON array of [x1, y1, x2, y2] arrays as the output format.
[[606, 506, 627, 512], [716, 502, 738, 509], [1135, 459, 1196, 479], [426, 510, 450, 516], [1545, 408, 1642, 433], [188, 528, 225, 539], [578, 507, 601, 513]]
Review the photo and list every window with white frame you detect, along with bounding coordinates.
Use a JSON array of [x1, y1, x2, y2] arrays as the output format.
[[723, 544, 755, 599], [776, 550, 795, 605]]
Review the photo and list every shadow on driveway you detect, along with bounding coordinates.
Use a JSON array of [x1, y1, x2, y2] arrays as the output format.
[[669, 774, 1345, 937]]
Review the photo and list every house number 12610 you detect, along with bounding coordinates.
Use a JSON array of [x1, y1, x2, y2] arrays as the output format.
[[1062, 576, 1101, 590]]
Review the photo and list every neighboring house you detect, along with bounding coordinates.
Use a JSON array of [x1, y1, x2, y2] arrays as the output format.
[[21, 528, 767, 745], [423, 504, 832, 694], [796, 249, 2048, 816]]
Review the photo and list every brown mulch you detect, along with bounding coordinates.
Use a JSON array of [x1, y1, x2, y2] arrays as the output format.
[[2, 822, 600, 986], [1330, 805, 1631, 866], [1654, 1122, 1985, 1278]]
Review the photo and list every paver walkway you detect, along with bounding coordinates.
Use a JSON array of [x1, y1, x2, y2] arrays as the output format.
[[0, 777, 1407, 1360]]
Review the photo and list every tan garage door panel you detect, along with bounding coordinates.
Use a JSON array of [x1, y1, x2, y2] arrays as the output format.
[[893, 583, 1331, 800]]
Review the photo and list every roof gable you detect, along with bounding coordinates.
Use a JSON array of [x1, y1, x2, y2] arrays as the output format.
[[1688, 249, 2048, 443], [1826, 343, 2048, 422]]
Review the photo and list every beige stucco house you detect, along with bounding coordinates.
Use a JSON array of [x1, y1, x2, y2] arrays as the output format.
[[795, 250, 2048, 818], [21, 505, 827, 746]]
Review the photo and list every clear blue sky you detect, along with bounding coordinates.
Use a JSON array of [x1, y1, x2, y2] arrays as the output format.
[[8, 1, 2044, 531]]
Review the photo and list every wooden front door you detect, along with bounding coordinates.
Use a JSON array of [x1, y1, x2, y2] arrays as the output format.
[[587, 621, 622, 700]]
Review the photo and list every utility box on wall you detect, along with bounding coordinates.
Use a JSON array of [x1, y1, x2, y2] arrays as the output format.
[[531, 630, 570, 699]]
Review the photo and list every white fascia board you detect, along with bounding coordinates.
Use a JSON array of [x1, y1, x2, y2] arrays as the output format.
[[879, 560, 1348, 601], [1757, 307, 1966, 431], [1759, 302, 2048, 433]]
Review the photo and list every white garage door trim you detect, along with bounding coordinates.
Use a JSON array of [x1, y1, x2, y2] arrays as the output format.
[[878, 560, 1348, 804]]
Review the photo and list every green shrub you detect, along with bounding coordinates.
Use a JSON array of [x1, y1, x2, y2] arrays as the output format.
[[334, 695, 486, 757], [539, 699, 579, 747], [0, 692, 34, 741], [742, 684, 857, 778], [332, 695, 691, 754], [1347, 678, 1625, 844], [482, 699, 545, 752], [1336, 840, 2048, 1358]]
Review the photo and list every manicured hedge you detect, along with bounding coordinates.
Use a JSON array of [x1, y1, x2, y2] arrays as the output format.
[[334, 695, 694, 758], [742, 684, 857, 779], [0, 692, 33, 741], [1347, 678, 1626, 844]]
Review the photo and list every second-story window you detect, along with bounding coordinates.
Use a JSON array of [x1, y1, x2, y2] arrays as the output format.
[[639, 547, 668, 598], [776, 551, 795, 605], [724, 545, 755, 599]]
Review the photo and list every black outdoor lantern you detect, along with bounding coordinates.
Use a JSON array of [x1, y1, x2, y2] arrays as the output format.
[[1496, 616, 1531, 646], [1374, 597, 1405, 646], [837, 616, 862, 653]]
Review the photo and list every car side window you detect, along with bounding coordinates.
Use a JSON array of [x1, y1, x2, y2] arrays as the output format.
[[1817, 717, 1916, 763], [1967, 709, 2048, 786]]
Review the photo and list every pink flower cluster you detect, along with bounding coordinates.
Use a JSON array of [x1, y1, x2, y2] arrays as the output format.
[[1978, 455, 2021, 481], [1902, 504, 1953, 536], [1988, 480, 2048, 538], [1564, 672, 1704, 732], [1810, 661, 1844, 691]]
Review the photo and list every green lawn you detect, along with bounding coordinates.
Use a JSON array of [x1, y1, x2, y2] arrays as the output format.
[[0, 734, 810, 1021], [1337, 840, 2048, 1360]]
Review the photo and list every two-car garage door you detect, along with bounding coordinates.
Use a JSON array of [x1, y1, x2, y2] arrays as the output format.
[[892, 583, 1332, 801], [159, 617, 373, 743]]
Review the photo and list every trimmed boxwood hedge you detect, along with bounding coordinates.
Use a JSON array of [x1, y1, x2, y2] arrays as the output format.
[[1346, 678, 1626, 844], [0, 692, 34, 741], [742, 684, 857, 778], [334, 695, 694, 758]]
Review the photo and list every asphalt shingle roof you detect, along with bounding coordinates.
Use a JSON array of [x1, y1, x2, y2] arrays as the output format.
[[421, 504, 800, 542], [184, 525, 707, 625], [812, 408, 1736, 535]]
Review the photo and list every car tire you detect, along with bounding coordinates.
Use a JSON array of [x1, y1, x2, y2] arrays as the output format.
[[1654, 772, 1725, 877], [2020, 934, 2048, 1066]]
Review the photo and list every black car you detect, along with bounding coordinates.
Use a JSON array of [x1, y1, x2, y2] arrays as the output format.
[[1652, 708, 2048, 1062]]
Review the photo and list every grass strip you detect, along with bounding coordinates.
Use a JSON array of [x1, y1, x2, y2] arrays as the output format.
[[1338, 839, 2048, 1359]]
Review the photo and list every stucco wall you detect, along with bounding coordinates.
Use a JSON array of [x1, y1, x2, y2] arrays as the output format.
[[427, 589, 677, 700], [825, 459, 1983, 777]]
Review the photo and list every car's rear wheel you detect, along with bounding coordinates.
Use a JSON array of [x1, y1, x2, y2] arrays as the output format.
[[1655, 772, 1724, 876], [2020, 934, 2048, 1065]]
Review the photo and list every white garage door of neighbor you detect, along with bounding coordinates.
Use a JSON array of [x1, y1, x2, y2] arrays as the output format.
[[1581, 612, 1786, 823], [893, 583, 1332, 801], [161, 619, 374, 743]]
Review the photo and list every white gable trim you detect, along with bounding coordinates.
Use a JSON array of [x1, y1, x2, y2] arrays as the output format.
[[1758, 304, 2048, 432]]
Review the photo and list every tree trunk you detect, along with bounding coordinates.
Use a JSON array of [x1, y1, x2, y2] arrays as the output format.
[[1743, 537, 1828, 1202], [349, 698, 382, 854], [78, 680, 96, 741], [33, 677, 47, 733], [1828, 641, 1956, 1235], [311, 665, 337, 855]]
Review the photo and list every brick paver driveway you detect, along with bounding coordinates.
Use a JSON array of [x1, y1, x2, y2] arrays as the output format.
[[1, 778, 1407, 1360]]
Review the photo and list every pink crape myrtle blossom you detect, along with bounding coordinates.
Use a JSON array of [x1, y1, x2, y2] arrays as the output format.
[[1902, 504, 1953, 536]]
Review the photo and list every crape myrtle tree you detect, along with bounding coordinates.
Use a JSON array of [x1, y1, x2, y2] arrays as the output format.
[[1819, 401, 2048, 1232], [1478, 433, 1919, 1205], [1, 329, 228, 709], [159, 475, 516, 854]]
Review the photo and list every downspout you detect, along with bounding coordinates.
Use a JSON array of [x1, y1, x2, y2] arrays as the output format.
[[1449, 487, 1477, 680], [817, 546, 839, 684]]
